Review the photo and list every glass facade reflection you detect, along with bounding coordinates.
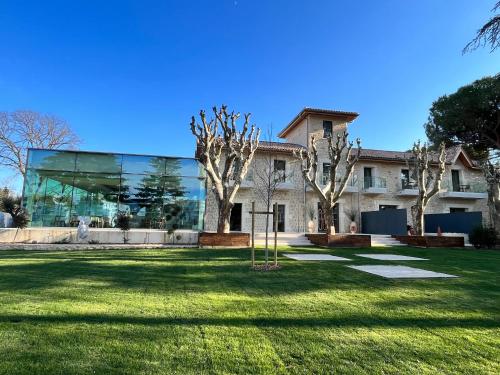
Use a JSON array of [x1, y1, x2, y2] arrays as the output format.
[[23, 149, 206, 230]]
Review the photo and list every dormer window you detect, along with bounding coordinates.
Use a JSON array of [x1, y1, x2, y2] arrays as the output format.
[[323, 120, 333, 138]]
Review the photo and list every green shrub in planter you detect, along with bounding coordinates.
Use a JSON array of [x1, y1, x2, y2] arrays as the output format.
[[469, 226, 497, 249], [115, 212, 131, 243]]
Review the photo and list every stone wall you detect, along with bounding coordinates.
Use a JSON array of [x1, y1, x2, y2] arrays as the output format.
[[199, 232, 250, 247], [0, 228, 199, 244], [306, 233, 371, 247], [393, 235, 464, 248]]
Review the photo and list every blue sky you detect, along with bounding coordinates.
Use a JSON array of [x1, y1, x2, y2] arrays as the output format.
[[0, 0, 499, 188]]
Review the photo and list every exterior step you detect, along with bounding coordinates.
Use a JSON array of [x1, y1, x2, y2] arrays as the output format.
[[369, 234, 406, 247], [253, 232, 312, 246]]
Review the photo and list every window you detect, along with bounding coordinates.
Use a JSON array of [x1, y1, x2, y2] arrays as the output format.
[[451, 170, 460, 192], [245, 168, 254, 182], [274, 160, 286, 182], [401, 169, 411, 189], [450, 207, 467, 213], [323, 120, 333, 138], [230, 159, 241, 180], [364, 167, 373, 189], [322, 163, 330, 184]]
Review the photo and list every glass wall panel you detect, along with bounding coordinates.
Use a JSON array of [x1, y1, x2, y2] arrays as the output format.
[[122, 155, 165, 175], [165, 158, 205, 177], [76, 153, 122, 173], [27, 149, 76, 171], [24, 169, 75, 227], [70, 173, 120, 228], [119, 173, 165, 228]]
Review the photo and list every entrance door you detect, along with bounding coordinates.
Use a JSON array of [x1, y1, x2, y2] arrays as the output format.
[[318, 203, 339, 233], [272, 204, 285, 232], [230, 203, 242, 231]]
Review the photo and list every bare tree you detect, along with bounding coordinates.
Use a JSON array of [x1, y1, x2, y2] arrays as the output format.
[[253, 130, 293, 264], [191, 105, 260, 233], [295, 132, 361, 235], [407, 142, 446, 236], [463, 1, 500, 53], [0, 110, 80, 177]]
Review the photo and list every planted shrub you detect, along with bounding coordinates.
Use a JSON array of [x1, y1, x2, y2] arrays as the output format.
[[1, 194, 29, 229], [116, 212, 131, 243], [469, 226, 497, 249]]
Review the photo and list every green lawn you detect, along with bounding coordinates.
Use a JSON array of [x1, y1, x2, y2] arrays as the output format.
[[0, 246, 498, 374]]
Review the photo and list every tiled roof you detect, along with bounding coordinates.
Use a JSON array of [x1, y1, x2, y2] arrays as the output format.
[[257, 141, 305, 153], [355, 145, 480, 168], [278, 107, 359, 138]]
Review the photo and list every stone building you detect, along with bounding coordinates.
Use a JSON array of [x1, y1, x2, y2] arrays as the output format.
[[203, 108, 488, 234]]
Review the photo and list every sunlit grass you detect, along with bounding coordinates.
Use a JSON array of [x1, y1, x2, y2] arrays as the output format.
[[0, 246, 498, 374]]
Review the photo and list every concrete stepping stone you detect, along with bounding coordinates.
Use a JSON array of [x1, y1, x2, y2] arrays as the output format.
[[355, 254, 427, 261], [284, 253, 351, 261], [348, 265, 458, 279]]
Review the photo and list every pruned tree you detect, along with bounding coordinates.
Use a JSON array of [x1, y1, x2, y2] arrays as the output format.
[[0, 110, 80, 177], [191, 105, 260, 233], [463, 1, 500, 53], [407, 142, 446, 236], [295, 131, 361, 235]]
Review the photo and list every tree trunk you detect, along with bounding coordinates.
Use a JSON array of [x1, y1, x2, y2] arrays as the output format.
[[412, 203, 425, 236], [264, 208, 269, 266], [322, 202, 335, 236], [217, 200, 233, 234], [487, 180, 500, 234]]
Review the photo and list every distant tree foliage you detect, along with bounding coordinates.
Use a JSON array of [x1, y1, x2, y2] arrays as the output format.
[[424, 74, 500, 160], [463, 2, 500, 53], [0, 110, 80, 177]]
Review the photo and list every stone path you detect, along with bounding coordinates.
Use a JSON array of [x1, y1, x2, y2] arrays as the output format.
[[355, 254, 428, 261], [348, 265, 458, 279], [283, 253, 351, 261]]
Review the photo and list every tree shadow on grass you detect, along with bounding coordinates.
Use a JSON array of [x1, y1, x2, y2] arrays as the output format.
[[0, 313, 497, 330], [0, 248, 498, 312]]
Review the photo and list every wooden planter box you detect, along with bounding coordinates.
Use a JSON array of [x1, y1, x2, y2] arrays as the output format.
[[392, 235, 464, 248], [198, 232, 250, 247], [306, 234, 371, 248]]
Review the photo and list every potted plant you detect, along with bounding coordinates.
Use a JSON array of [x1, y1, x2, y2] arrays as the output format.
[[307, 205, 315, 233], [344, 209, 358, 234]]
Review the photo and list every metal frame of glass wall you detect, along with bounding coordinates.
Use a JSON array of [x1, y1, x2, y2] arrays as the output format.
[[22, 148, 206, 230]]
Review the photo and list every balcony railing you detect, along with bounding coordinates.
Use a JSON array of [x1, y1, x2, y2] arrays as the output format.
[[443, 181, 487, 193], [401, 179, 418, 190], [363, 176, 386, 189], [320, 174, 358, 187]]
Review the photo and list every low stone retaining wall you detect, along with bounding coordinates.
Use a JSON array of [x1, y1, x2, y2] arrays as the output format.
[[392, 235, 464, 247], [306, 234, 371, 248], [0, 243, 197, 251], [198, 232, 250, 247], [0, 228, 198, 245]]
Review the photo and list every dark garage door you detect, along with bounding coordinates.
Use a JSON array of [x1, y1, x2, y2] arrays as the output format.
[[424, 212, 482, 234], [361, 208, 407, 235]]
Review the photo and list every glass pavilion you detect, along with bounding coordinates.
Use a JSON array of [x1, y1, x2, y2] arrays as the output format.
[[22, 149, 206, 230]]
